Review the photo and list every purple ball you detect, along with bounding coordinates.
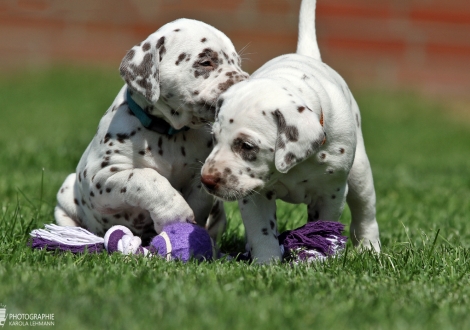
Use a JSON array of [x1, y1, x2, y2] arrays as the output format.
[[150, 223, 213, 262]]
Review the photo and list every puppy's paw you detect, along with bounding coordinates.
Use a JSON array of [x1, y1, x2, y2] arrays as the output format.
[[151, 193, 195, 232]]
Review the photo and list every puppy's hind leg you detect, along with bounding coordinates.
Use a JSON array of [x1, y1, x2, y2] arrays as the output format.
[[55, 173, 82, 227], [346, 133, 381, 252]]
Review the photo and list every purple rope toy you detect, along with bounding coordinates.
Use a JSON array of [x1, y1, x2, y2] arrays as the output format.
[[30, 221, 347, 263], [279, 221, 347, 262]]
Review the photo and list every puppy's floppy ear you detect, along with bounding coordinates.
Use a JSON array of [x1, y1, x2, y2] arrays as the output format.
[[119, 36, 163, 104], [272, 107, 325, 173]]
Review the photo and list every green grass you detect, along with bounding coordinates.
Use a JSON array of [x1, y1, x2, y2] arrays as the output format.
[[0, 67, 469, 330]]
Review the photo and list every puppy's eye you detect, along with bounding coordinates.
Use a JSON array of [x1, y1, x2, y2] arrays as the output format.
[[232, 137, 259, 161], [242, 142, 254, 151], [200, 60, 212, 67]]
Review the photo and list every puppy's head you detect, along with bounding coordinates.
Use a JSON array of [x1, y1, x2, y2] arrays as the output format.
[[200, 79, 326, 201], [120, 18, 248, 129]]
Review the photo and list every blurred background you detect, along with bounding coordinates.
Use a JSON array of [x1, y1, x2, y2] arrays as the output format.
[[1, 0, 469, 102]]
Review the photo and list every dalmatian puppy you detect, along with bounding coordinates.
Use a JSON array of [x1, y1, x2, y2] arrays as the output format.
[[200, 0, 380, 263], [55, 18, 248, 241]]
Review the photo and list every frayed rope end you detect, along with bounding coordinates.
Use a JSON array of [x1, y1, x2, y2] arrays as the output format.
[[29, 224, 105, 253]]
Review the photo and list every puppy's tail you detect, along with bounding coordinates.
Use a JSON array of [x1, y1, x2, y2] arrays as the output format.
[[296, 0, 321, 61]]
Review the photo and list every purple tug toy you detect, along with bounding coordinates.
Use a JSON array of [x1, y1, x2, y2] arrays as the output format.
[[30, 221, 347, 263], [30, 222, 213, 262]]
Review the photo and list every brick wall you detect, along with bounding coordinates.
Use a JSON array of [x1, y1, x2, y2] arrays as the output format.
[[1, 0, 469, 98]]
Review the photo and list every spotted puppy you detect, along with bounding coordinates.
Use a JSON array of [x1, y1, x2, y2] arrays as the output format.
[[55, 18, 248, 241], [201, 0, 380, 263]]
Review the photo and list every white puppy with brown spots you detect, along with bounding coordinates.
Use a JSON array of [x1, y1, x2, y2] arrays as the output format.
[[55, 18, 248, 242], [201, 0, 380, 263]]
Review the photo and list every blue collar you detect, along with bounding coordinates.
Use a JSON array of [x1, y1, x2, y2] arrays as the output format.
[[126, 89, 189, 136]]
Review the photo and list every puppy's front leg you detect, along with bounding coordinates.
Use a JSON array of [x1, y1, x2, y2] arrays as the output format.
[[239, 194, 281, 264], [93, 168, 195, 233], [185, 185, 227, 240], [347, 137, 381, 252]]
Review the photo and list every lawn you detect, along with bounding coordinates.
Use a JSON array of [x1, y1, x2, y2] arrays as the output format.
[[0, 67, 469, 330]]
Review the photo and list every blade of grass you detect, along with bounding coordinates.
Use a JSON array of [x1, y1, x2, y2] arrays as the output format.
[[427, 229, 440, 259]]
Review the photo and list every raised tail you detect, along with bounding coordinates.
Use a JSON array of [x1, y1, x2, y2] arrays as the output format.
[[296, 0, 321, 61]]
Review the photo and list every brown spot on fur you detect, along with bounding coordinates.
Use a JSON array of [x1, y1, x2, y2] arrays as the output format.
[[156, 36, 165, 49], [123, 49, 135, 62], [117, 133, 129, 143], [218, 79, 235, 92], [284, 152, 296, 165], [159, 45, 166, 58], [272, 110, 299, 142], [175, 52, 187, 65], [142, 42, 151, 52]]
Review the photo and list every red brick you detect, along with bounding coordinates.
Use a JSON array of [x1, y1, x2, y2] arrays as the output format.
[[317, 2, 392, 20], [426, 43, 470, 58], [159, 0, 244, 12], [257, 0, 295, 14], [17, 0, 50, 12], [410, 7, 470, 25], [0, 0, 469, 99], [324, 37, 406, 56]]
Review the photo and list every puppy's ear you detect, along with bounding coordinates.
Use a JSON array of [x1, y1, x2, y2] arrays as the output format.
[[119, 36, 164, 104], [272, 107, 325, 173]]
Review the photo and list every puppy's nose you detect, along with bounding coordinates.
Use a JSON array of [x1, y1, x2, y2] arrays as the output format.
[[201, 175, 220, 191]]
